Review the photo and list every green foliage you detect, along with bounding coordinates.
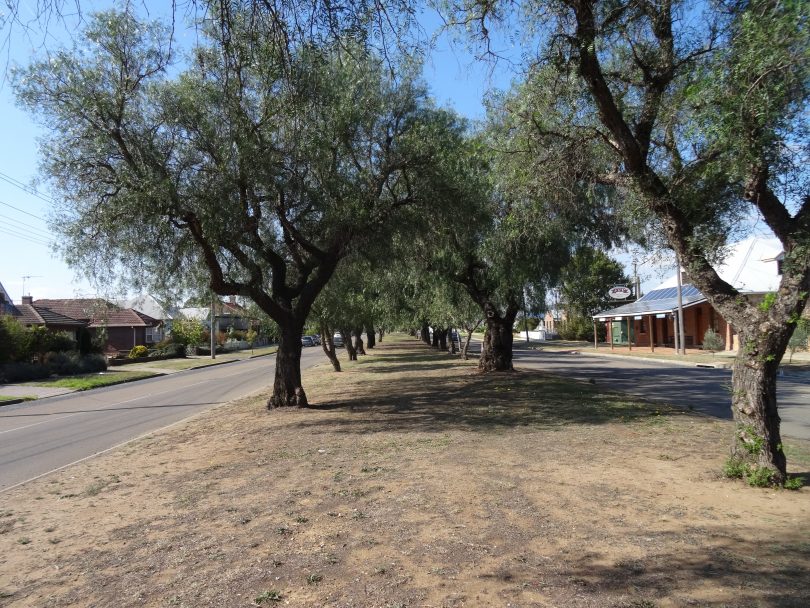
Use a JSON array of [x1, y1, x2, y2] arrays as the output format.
[[128, 345, 149, 359], [0, 316, 30, 363], [701, 328, 725, 353], [516, 317, 540, 332], [171, 318, 206, 347], [784, 476, 804, 491], [559, 316, 601, 341], [787, 319, 809, 362], [723, 457, 748, 479], [758, 293, 777, 313], [739, 424, 766, 456], [723, 457, 777, 488], [254, 590, 283, 603], [559, 247, 629, 318], [746, 466, 775, 488], [0, 316, 77, 363], [0, 353, 107, 383]]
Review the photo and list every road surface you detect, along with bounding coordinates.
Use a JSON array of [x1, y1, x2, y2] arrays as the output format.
[[510, 345, 810, 440], [0, 348, 324, 492]]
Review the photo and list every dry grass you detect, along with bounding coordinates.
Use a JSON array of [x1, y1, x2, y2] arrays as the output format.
[[1, 336, 808, 608]]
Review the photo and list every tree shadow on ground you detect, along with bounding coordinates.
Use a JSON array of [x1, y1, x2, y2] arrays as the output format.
[[297, 344, 696, 435], [541, 532, 810, 607]]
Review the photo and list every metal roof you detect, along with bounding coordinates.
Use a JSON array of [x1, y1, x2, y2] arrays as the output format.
[[593, 284, 706, 319]]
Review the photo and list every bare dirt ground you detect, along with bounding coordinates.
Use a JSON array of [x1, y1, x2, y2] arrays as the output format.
[[1, 337, 809, 608]]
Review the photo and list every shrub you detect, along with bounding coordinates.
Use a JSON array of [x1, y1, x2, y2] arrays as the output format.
[[516, 318, 540, 332], [157, 343, 186, 357], [128, 345, 149, 359], [76, 327, 96, 355], [702, 328, 724, 352], [0, 352, 106, 382], [559, 316, 602, 341], [171, 318, 206, 346], [0, 315, 32, 363], [43, 352, 107, 375], [0, 361, 51, 383]]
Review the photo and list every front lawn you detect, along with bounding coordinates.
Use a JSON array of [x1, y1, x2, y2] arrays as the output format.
[[21, 370, 160, 391]]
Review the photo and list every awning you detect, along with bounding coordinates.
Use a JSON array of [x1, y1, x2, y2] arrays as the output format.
[[593, 285, 706, 319]]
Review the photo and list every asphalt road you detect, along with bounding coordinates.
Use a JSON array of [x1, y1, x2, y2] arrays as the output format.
[[510, 345, 810, 441], [0, 348, 324, 492]]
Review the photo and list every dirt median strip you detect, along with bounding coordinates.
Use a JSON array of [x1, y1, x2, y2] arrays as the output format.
[[1, 336, 808, 608]]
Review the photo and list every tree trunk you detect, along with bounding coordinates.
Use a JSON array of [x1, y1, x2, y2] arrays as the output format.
[[340, 329, 357, 361], [366, 324, 376, 349], [431, 327, 440, 348], [462, 329, 474, 360], [437, 328, 448, 351], [479, 314, 516, 372], [728, 330, 790, 483], [354, 328, 366, 356], [378, 328, 384, 342], [420, 322, 430, 345], [267, 324, 308, 408], [448, 328, 457, 354], [319, 322, 341, 372]]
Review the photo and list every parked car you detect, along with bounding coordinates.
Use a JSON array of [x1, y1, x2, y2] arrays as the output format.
[[332, 333, 344, 347], [309, 334, 321, 345], [301, 336, 315, 347]]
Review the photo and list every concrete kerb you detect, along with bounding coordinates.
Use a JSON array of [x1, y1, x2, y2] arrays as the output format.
[[583, 349, 732, 369]]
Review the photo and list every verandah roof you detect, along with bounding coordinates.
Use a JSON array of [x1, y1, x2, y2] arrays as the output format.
[[593, 285, 706, 319]]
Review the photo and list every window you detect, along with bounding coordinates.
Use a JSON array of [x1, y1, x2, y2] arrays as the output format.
[[146, 326, 162, 343]]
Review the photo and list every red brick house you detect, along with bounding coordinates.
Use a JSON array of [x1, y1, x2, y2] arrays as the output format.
[[29, 297, 160, 354], [592, 237, 790, 351]]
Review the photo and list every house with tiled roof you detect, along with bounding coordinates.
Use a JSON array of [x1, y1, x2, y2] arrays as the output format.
[[16, 299, 87, 337], [30, 297, 160, 354]]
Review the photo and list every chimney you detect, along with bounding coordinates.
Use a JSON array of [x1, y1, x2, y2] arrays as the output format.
[[22, 295, 33, 306]]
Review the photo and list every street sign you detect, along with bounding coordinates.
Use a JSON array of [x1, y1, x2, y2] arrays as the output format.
[[607, 285, 632, 300]]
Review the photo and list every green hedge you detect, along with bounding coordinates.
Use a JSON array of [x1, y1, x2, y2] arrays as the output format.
[[0, 352, 107, 383]]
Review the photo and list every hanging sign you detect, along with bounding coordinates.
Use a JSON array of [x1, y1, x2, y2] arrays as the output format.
[[607, 285, 632, 300]]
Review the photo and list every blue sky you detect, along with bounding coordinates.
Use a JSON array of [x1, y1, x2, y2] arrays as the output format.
[[0, 4, 521, 303]]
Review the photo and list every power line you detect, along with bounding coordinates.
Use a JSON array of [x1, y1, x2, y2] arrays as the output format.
[[0, 198, 47, 222], [0, 171, 55, 205], [0, 226, 52, 247], [0, 212, 53, 239]]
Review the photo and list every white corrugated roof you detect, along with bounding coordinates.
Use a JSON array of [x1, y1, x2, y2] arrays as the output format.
[[177, 307, 210, 321], [655, 237, 782, 294]]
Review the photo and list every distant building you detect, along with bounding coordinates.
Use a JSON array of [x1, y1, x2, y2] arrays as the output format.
[[593, 237, 788, 351], [0, 281, 20, 316]]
